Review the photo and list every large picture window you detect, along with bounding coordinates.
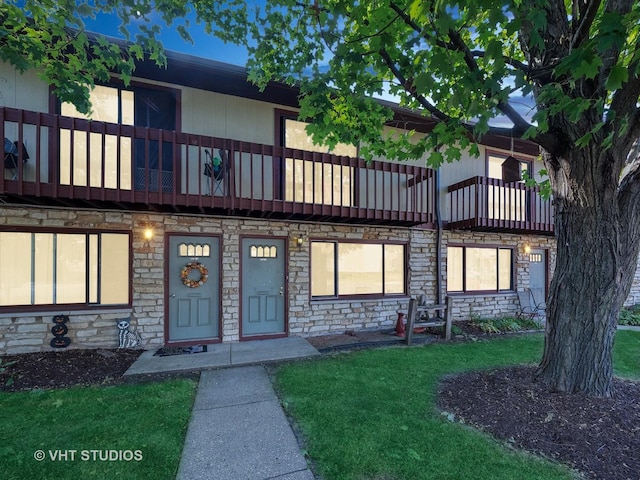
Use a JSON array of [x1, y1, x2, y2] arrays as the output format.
[[0, 230, 130, 308], [447, 245, 513, 293], [311, 240, 406, 298]]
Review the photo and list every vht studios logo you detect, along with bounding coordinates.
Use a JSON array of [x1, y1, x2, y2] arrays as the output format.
[[34, 450, 143, 462]]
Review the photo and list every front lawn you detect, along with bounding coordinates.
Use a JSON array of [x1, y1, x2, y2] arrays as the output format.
[[0, 379, 197, 480], [275, 331, 639, 480]]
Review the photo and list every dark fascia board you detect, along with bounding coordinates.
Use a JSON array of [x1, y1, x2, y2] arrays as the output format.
[[131, 47, 539, 157], [134, 49, 301, 108]]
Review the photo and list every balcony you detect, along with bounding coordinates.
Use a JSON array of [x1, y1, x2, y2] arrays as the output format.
[[1, 107, 435, 226], [446, 176, 554, 234]]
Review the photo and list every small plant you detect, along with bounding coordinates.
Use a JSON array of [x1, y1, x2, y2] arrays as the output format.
[[450, 325, 464, 336], [470, 318, 502, 334], [470, 316, 542, 334], [619, 306, 640, 326], [0, 358, 17, 387]]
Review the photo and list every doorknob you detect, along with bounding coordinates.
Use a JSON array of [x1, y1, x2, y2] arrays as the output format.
[[170, 294, 176, 298], [279, 286, 284, 296]]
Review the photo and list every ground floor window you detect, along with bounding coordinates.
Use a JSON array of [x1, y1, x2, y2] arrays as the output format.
[[0, 230, 130, 308], [447, 245, 513, 293], [311, 240, 406, 298]]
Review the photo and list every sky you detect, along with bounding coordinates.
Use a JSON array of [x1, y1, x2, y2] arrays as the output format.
[[83, 9, 250, 66], [80, 5, 535, 127]]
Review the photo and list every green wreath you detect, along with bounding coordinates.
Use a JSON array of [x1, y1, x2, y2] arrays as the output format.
[[180, 262, 209, 288]]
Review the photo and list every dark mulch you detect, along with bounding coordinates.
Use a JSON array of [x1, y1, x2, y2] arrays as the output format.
[[0, 348, 142, 392], [438, 366, 640, 480]]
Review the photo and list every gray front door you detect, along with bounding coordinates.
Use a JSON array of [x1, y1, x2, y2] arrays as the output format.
[[168, 235, 220, 342], [241, 237, 286, 337], [529, 248, 548, 297]]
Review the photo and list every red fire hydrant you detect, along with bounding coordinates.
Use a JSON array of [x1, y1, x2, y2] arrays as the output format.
[[394, 311, 406, 337]]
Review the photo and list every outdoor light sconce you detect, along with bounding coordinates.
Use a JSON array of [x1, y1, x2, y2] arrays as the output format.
[[295, 236, 304, 250], [143, 228, 154, 243], [524, 244, 531, 254]]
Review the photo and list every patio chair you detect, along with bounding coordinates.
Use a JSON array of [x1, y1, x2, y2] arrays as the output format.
[[516, 290, 540, 320], [529, 287, 547, 317]]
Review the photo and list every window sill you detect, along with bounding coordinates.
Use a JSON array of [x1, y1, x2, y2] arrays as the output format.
[[0, 306, 133, 319], [311, 295, 409, 304], [446, 291, 517, 297]]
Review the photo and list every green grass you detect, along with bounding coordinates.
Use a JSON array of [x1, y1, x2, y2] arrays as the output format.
[[0, 379, 197, 480], [614, 329, 640, 379], [276, 331, 640, 480]]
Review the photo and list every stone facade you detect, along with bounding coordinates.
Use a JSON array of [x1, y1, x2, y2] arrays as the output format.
[[442, 230, 557, 319], [0, 205, 437, 354], [2, 204, 639, 354]]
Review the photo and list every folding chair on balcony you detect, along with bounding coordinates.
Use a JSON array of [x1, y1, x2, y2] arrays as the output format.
[[4, 137, 28, 179], [204, 148, 229, 195]]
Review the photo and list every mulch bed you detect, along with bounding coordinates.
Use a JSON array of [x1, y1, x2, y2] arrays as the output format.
[[438, 366, 640, 480], [0, 348, 142, 392]]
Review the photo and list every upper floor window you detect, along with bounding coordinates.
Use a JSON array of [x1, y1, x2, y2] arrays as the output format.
[[486, 153, 533, 222], [487, 153, 531, 183], [59, 83, 178, 192], [0, 229, 130, 309], [279, 112, 357, 207], [447, 245, 513, 293], [311, 240, 406, 298]]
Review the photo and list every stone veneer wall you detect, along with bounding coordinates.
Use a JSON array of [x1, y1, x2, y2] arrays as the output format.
[[442, 230, 557, 320], [624, 268, 640, 307], [0, 205, 437, 354]]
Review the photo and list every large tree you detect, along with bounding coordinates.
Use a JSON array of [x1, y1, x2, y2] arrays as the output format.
[[2, 1, 639, 395], [223, 0, 640, 398]]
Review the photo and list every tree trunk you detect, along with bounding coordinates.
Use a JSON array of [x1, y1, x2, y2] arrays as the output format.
[[535, 147, 640, 396]]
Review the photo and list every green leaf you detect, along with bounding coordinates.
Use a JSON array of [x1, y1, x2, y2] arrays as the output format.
[[605, 64, 628, 91]]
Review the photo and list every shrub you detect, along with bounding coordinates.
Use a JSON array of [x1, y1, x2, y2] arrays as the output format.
[[470, 316, 542, 334], [619, 306, 640, 326]]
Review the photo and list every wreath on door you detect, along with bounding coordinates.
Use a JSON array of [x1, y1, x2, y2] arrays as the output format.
[[180, 262, 209, 288]]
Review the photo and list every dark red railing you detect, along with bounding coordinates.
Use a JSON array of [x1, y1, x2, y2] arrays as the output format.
[[446, 176, 554, 234], [0, 107, 435, 226]]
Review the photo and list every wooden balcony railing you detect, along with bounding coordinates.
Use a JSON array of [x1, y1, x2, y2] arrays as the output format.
[[446, 176, 554, 234], [0, 107, 435, 226]]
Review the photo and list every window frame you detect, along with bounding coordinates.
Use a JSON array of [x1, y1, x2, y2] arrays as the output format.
[[485, 150, 533, 182], [0, 227, 133, 313], [446, 243, 515, 294], [52, 79, 182, 192], [310, 238, 408, 300]]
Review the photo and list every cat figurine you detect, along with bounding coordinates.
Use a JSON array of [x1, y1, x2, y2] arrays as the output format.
[[117, 317, 142, 348]]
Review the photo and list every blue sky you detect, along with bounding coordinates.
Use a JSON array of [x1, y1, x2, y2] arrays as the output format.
[[83, 10, 250, 66]]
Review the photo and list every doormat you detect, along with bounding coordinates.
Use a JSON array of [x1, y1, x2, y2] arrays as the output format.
[[154, 345, 208, 357]]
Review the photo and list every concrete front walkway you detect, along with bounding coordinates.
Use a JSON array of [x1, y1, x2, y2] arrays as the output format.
[[123, 337, 320, 479], [123, 336, 321, 376], [176, 366, 315, 480]]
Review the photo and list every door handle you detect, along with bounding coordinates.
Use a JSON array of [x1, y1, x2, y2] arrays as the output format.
[[170, 294, 176, 298], [279, 286, 284, 296]]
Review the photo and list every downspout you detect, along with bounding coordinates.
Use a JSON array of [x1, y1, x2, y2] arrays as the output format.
[[435, 168, 443, 304]]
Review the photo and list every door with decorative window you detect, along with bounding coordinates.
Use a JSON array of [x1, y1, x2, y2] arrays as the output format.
[[167, 234, 220, 343], [529, 249, 548, 306], [241, 237, 286, 338]]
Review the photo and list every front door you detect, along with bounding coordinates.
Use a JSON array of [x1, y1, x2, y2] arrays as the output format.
[[167, 234, 220, 343], [241, 237, 286, 338], [529, 248, 548, 300]]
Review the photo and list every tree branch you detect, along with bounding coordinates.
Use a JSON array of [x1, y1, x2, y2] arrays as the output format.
[[388, 2, 533, 137], [571, 0, 603, 49], [445, 29, 532, 136], [377, 47, 450, 123]]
